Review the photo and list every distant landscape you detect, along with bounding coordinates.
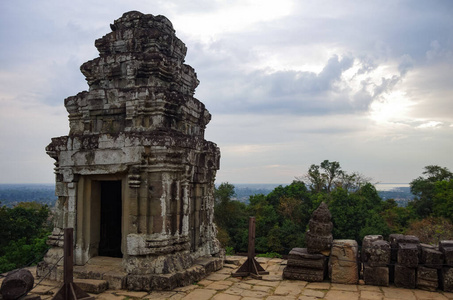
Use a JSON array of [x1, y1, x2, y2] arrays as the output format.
[[0, 182, 414, 208], [232, 183, 413, 207], [0, 184, 57, 207]]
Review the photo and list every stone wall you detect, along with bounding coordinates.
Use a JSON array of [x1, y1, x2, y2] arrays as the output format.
[[283, 202, 453, 293]]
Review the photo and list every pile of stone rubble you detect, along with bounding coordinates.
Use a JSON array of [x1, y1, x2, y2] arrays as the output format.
[[283, 202, 453, 292]]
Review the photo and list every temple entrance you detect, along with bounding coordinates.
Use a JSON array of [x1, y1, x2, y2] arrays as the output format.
[[99, 181, 122, 258]]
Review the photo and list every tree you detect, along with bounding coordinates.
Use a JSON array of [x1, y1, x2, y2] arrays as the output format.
[[432, 179, 453, 222], [306, 164, 326, 193], [213, 183, 248, 251], [381, 199, 416, 233], [0, 202, 52, 273], [409, 165, 453, 218], [320, 160, 343, 192], [329, 184, 389, 243], [300, 160, 369, 194], [214, 182, 236, 205]]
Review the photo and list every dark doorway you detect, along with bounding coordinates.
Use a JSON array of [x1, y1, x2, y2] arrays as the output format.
[[99, 181, 122, 257]]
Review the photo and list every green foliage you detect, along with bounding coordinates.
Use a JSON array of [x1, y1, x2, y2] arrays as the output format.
[[0, 202, 51, 273], [256, 252, 282, 258], [214, 163, 453, 255], [314, 183, 390, 243], [409, 165, 453, 218], [214, 183, 248, 252], [381, 199, 417, 233], [0, 236, 49, 273], [224, 246, 235, 256], [432, 179, 453, 222]]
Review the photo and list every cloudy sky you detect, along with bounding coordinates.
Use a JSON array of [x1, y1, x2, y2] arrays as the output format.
[[0, 1, 452, 184]]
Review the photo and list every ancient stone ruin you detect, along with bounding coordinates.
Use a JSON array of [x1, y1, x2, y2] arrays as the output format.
[[38, 11, 223, 290], [284, 202, 453, 293], [283, 202, 332, 281]]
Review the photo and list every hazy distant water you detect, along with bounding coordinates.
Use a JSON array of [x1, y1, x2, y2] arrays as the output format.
[[374, 183, 410, 191]]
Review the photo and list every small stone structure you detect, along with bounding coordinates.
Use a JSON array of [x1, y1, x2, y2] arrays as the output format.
[[283, 202, 331, 281], [38, 11, 223, 290], [306, 202, 333, 255]]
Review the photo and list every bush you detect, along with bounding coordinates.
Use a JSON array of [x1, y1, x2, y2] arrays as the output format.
[[405, 216, 453, 245]]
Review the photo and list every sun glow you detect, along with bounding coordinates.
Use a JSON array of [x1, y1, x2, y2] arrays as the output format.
[[369, 91, 413, 124]]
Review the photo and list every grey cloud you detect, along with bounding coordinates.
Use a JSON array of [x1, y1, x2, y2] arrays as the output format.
[[373, 75, 400, 98], [197, 55, 373, 116]]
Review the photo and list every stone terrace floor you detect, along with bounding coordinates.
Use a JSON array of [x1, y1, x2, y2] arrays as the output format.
[[2, 256, 452, 300]]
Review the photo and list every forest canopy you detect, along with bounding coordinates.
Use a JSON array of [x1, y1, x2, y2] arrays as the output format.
[[214, 162, 453, 255]]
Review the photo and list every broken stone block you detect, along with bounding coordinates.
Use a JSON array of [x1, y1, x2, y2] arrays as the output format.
[[394, 264, 416, 289], [362, 235, 383, 263], [368, 240, 391, 267], [282, 266, 325, 282], [440, 240, 453, 267], [417, 266, 438, 292], [389, 234, 420, 262], [306, 232, 333, 254], [287, 248, 327, 270], [399, 235, 420, 244], [420, 244, 443, 269], [363, 263, 389, 286], [330, 239, 359, 284], [441, 267, 453, 292], [0, 269, 34, 300], [398, 243, 419, 268]]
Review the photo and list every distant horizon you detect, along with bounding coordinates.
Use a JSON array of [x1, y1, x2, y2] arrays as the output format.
[[0, 182, 410, 185]]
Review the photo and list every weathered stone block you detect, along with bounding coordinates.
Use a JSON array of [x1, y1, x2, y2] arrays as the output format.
[[73, 279, 108, 294], [398, 243, 419, 268], [420, 244, 443, 269], [441, 266, 453, 292], [330, 239, 359, 284], [287, 248, 327, 270], [363, 263, 389, 286], [308, 219, 333, 236], [440, 240, 453, 267], [282, 266, 325, 282], [362, 235, 383, 263], [394, 264, 416, 289], [417, 266, 438, 291], [368, 240, 391, 267], [306, 232, 333, 254]]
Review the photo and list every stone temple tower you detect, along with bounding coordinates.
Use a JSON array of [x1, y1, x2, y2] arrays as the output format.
[[39, 11, 223, 290]]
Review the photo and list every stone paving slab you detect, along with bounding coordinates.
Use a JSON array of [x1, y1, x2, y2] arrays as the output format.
[[19, 257, 451, 300]]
